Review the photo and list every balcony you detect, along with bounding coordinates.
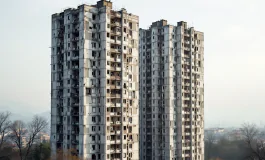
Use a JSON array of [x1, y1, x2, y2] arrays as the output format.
[[115, 149, 121, 153], [57, 42, 63, 47], [108, 57, 115, 62], [183, 61, 190, 65], [108, 66, 115, 70], [115, 67, 121, 71], [111, 94, 121, 98], [56, 86, 63, 90], [72, 18, 79, 24], [183, 97, 190, 100], [71, 112, 79, 116], [110, 22, 121, 27], [72, 140, 79, 144], [110, 48, 120, 53], [111, 121, 121, 125], [110, 130, 115, 135], [57, 129, 63, 134], [116, 58, 121, 62], [72, 103, 79, 107], [111, 39, 122, 45], [72, 37, 79, 42], [111, 30, 121, 36], [57, 120, 63, 125], [72, 121, 79, 125], [71, 56, 79, 60], [184, 47, 190, 51], [110, 75, 121, 80], [71, 130, 79, 134], [72, 66, 79, 70], [109, 112, 116, 116], [106, 103, 115, 107], [111, 12, 121, 18], [71, 93, 79, 97], [109, 85, 116, 89]]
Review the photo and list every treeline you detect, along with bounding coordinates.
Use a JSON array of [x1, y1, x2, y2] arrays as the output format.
[[205, 123, 265, 160], [0, 111, 49, 160], [205, 137, 251, 160], [0, 111, 84, 160]]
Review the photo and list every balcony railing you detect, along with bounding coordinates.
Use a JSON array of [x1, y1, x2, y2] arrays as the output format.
[[110, 22, 121, 27], [72, 103, 79, 106], [110, 94, 121, 98], [110, 48, 119, 53], [71, 56, 79, 60], [110, 12, 121, 18]]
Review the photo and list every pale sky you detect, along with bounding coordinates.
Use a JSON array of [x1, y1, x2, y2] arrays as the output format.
[[0, 0, 265, 127]]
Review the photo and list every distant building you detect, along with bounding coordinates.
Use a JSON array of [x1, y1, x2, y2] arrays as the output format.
[[35, 132, 50, 144], [227, 129, 244, 141], [205, 128, 224, 134]]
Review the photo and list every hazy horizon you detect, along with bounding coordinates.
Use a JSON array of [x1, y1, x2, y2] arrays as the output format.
[[1, 0, 265, 128]]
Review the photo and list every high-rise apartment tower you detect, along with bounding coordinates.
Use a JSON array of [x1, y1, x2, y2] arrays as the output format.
[[51, 0, 139, 159], [139, 20, 204, 160]]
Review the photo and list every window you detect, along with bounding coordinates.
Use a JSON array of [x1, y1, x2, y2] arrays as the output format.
[[92, 107, 96, 113], [92, 126, 96, 131], [92, 14, 96, 20], [86, 88, 91, 95], [92, 116, 96, 122], [92, 136, 95, 141], [107, 32, 109, 37]]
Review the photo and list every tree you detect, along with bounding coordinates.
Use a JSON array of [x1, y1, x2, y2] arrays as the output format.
[[9, 116, 48, 160], [9, 120, 26, 160], [240, 123, 265, 160], [0, 111, 11, 149], [30, 142, 51, 160], [50, 149, 80, 160], [205, 131, 216, 160]]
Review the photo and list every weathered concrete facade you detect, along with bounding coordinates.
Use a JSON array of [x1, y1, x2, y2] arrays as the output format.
[[139, 20, 204, 160], [51, 0, 139, 159]]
